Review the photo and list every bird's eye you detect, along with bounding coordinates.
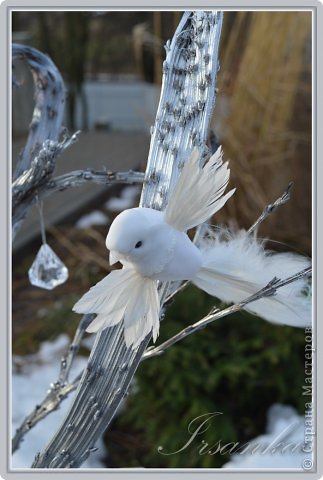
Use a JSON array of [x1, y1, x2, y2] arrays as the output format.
[[135, 241, 143, 248]]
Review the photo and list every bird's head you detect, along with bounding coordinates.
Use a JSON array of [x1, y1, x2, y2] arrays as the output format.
[[106, 207, 165, 267]]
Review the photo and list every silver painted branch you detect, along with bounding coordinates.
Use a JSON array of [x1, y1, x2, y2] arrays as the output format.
[[143, 267, 312, 360], [248, 182, 293, 236], [40, 169, 144, 199], [12, 43, 66, 181], [31, 11, 224, 468], [13, 163, 144, 236], [14, 258, 310, 450], [12, 132, 80, 239], [12, 44, 68, 239]]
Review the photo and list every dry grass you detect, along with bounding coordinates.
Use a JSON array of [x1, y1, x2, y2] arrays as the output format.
[[213, 11, 312, 255]]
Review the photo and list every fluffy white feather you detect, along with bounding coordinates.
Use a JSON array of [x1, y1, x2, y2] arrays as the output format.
[[192, 229, 311, 327], [164, 147, 236, 232]]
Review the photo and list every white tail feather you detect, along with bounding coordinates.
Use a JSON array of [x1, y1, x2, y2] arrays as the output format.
[[192, 229, 311, 328], [123, 275, 160, 347], [164, 147, 235, 232], [73, 268, 160, 346]]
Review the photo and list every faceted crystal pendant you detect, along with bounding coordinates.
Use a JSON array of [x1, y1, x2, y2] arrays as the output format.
[[28, 243, 69, 290]]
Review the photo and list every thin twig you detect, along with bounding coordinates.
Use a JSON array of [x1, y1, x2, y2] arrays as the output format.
[[57, 315, 94, 385], [248, 182, 293, 236], [142, 266, 312, 360], [164, 281, 189, 305]]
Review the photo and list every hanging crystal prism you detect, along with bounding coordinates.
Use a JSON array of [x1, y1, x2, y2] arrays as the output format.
[[28, 197, 69, 290], [28, 243, 69, 290]]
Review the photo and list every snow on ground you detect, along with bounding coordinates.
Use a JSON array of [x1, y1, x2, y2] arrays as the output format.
[[75, 210, 109, 229], [12, 334, 107, 469], [104, 185, 141, 211], [75, 184, 141, 229], [223, 404, 313, 469]]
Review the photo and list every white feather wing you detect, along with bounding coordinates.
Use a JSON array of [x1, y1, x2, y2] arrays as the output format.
[[193, 230, 311, 328], [73, 268, 160, 346], [73, 269, 136, 314], [164, 147, 235, 232]]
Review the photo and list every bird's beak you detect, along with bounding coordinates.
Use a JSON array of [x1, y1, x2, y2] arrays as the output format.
[[109, 250, 122, 266]]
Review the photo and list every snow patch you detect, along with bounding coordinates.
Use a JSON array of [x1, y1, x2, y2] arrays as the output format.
[[105, 185, 140, 212], [223, 404, 313, 469], [76, 210, 109, 229]]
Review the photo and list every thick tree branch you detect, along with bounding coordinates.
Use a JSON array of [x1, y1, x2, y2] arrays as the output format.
[[12, 44, 68, 239]]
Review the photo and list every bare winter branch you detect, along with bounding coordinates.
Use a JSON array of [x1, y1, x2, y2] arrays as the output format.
[[39, 169, 145, 199]]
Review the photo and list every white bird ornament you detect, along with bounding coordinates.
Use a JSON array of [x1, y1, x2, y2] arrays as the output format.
[[73, 147, 311, 348]]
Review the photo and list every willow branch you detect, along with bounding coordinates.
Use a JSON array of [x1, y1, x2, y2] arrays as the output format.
[[12, 131, 80, 209], [12, 134, 144, 241], [13, 165, 144, 217]]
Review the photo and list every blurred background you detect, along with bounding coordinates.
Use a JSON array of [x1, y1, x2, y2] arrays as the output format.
[[12, 11, 312, 469]]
